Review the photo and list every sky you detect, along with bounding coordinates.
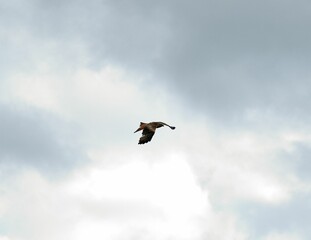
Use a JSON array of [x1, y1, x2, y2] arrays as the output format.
[[1, 0, 311, 239]]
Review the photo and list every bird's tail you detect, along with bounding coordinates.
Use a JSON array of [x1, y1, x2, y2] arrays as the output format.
[[159, 122, 176, 130]]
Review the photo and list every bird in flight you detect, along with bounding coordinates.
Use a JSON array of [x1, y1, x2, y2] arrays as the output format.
[[134, 121, 176, 144]]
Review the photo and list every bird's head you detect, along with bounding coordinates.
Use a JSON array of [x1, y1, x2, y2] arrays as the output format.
[[134, 127, 142, 133], [134, 123, 146, 133]]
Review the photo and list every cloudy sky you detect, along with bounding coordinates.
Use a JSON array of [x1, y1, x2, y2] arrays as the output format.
[[1, 0, 311, 239]]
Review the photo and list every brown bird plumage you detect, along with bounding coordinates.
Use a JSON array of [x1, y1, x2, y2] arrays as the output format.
[[134, 122, 176, 144]]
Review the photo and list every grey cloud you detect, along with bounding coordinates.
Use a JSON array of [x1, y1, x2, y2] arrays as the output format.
[[279, 142, 311, 181], [14, 0, 310, 122], [0, 104, 86, 176], [153, 0, 311, 121], [0, 0, 169, 70], [236, 192, 311, 239], [3, 0, 311, 94]]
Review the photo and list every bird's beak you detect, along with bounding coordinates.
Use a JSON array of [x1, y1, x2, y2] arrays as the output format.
[[134, 128, 141, 133]]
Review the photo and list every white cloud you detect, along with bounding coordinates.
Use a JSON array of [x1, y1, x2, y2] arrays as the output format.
[[263, 232, 302, 240], [9, 74, 59, 111], [175, 119, 296, 205], [0, 154, 209, 240], [5, 63, 178, 149], [65, 154, 209, 240], [203, 211, 249, 240], [0, 237, 11, 240], [8, 65, 141, 116]]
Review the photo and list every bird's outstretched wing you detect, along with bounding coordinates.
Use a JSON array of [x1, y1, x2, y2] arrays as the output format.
[[138, 127, 155, 144]]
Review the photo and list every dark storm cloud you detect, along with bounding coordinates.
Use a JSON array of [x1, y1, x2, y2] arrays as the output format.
[[0, 104, 85, 175]]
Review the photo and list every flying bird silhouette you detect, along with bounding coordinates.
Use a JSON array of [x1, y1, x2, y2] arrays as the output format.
[[134, 122, 176, 144]]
